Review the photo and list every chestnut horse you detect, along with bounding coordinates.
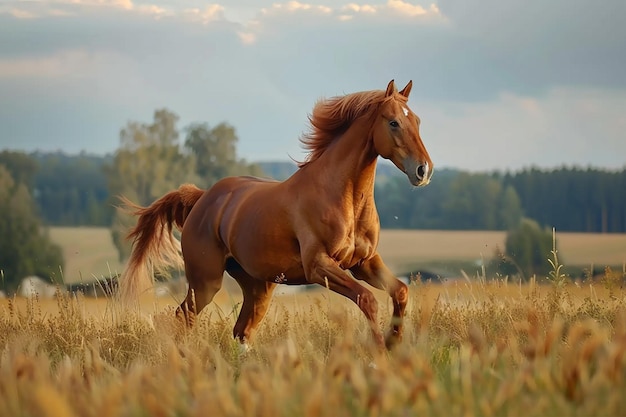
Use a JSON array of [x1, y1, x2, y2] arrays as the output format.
[[119, 80, 433, 350]]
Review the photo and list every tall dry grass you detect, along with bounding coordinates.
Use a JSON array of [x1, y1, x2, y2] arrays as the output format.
[[1, 275, 626, 417]]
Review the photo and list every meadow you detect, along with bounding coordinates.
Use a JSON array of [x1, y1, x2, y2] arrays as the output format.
[[0, 227, 625, 416], [49, 227, 626, 284]]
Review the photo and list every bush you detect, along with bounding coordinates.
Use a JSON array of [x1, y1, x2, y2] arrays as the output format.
[[0, 166, 65, 294], [491, 218, 555, 281]]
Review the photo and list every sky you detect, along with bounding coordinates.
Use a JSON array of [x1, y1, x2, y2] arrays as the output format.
[[0, 0, 625, 172]]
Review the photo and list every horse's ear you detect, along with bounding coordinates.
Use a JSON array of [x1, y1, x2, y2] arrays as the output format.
[[399, 80, 413, 98], [385, 80, 396, 97]]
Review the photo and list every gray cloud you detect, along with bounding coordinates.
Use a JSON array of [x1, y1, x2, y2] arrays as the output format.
[[0, 0, 624, 170], [437, 0, 626, 92]]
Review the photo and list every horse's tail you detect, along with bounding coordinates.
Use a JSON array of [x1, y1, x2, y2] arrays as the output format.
[[118, 183, 205, 303]]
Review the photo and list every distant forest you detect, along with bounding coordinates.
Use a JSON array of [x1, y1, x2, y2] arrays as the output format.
[[2, 151, 625, 233]]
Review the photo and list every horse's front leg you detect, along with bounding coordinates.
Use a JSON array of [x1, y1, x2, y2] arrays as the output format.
[[351, 254, 409, 349], [303, 252, 386, 351]]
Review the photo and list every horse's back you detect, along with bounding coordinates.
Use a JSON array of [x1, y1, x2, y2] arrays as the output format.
[[211, 175, 296, 249], [181, 175, 302, 278]]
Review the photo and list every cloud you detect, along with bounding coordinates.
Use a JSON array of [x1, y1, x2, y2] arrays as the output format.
[[256, 0, 443, 23], [0, 49, 110, 78], [387, 0, 436, 16], [0, 0, 171, 20], [67, 0, 133, 8], [417, 86, 626, 171], [256, 0, 443, 19], [436, 0, 626, 92], [342, 4, 377, 14], [5, 7, 38, 19], [182, 5, 225, 24], [237, 31, 257, 45], [261, 1, 332, 15], [0, 0, 624, 171]]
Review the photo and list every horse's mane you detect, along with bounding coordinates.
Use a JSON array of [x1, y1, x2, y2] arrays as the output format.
[[298, 89, 405, 167]]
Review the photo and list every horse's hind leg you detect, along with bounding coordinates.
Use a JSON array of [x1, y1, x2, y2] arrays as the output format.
[[176, 240, 225, 327], [227, 261, 276, 346], [177, 274, 223, 327]]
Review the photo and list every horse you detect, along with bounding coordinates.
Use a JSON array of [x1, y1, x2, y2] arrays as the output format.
[[119, 79, 434, 350]]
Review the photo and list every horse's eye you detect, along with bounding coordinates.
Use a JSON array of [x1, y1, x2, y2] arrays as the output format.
[[389, 120, 399, 128]]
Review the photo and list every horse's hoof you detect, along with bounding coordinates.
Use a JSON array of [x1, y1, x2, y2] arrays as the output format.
[[385, 331, 402, 350], [238, 342, 252, 356]]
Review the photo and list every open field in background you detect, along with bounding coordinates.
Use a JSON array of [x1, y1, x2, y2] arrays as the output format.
[[2, 280, 626, 416], [49, 227, 125, 284], [49, 227, 626, 285]]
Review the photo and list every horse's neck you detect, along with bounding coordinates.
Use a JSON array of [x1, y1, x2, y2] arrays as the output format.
[[309, 119, 378, 200]]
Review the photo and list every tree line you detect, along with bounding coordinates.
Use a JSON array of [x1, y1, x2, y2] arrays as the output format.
[[1, 108, 625, 290], [375, 169, 524, 231], [501, 169, 626, 233], [375, 166, 626, 233], [1, 145, 625, 235]]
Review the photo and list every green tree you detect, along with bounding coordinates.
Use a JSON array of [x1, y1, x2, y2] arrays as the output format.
[[184, 122, 263, 186], [105, 109, 199, 261], [107, 109, 197, 206], [497, 185, 524, 230], [32, 151, 113, 226], [0, 166, 64, 294], [0, 150, 38, 189], [502, 167, 626, 233], [439, 173, 522, 230], [374, 176, 413, 228], [496, 218, 554, 280], [376, 168, 460, 229]]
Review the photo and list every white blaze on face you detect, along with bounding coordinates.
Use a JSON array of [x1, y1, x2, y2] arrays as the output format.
[[402, 107, 409, 117]]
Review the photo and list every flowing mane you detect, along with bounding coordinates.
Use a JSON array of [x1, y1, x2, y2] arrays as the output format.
[[298, 89, 406, 167]]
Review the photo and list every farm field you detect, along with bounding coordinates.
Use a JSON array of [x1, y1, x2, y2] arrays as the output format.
[[1, 227, 626, 416], [1, 279, 626, 416], [49, 227, 626, 284], [48, 227, 125, 285]]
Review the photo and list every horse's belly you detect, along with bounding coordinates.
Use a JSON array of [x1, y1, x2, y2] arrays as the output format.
[[242, 255, 306, 284], [231, 232, 305, 283]]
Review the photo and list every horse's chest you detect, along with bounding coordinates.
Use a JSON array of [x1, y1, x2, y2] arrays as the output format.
[[333, 229, 376, 269]]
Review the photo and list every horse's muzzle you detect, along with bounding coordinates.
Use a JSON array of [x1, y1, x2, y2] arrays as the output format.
[[416, 162, 433, 186], [404, 158, 433, 187]]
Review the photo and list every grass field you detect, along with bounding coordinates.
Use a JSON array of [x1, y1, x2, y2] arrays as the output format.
[[49, 227, 626, 284], [49, 227, 125, 285], [1, 227, 625, 416], [1, 279, 626, 416]]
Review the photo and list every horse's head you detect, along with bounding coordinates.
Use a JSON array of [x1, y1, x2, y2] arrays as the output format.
[[372, 80, 433, 187]]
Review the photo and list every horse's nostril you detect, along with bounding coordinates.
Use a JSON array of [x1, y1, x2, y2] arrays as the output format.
[[416, 164, 426, 180]]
